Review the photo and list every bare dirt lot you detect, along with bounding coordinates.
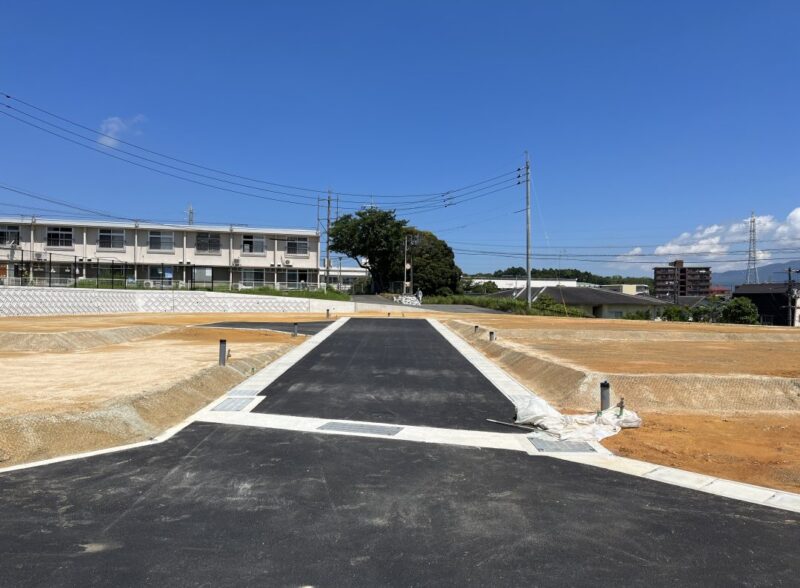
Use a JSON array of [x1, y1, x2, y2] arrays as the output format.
[[0, 312, 317, 466], [3, 310, 800, 494], [445, 314, 800, 493]]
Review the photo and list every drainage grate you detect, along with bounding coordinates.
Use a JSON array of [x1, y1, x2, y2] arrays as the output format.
[[212, 398, 253, 412], [529, 438, 596, 453], [318, 422, 404, 436]]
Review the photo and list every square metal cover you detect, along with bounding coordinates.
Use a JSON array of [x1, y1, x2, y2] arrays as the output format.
[[529, 438, 596, 453], [212, 398, 253, 412], [318, 422, 404, 436]]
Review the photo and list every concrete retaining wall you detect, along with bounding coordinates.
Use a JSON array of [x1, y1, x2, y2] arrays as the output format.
[[0, 286, 422, 317]]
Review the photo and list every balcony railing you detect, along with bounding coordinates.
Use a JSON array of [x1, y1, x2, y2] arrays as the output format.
[[0, 277, 328, 292]]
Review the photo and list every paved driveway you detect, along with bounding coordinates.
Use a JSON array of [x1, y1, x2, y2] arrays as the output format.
[[1, 318, 798, 586], [253, 318, 516, 431]]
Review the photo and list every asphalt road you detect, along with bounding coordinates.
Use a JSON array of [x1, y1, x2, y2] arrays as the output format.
[[253, 318, 517, 431], [1, 423, 797, 587], [202, 320, 334, 335], [352, 295, 505, 313]]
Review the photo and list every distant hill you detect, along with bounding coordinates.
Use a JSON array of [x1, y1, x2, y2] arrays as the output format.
[[712, 260, 800, 286]]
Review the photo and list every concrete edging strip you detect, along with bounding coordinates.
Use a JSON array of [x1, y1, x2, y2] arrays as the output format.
[[0, 317, 352, 474], [552, 453, 800, 514], [426, 318, 559, 411], [204, 316, 351, 414], [429, 318, 800, 515], [197, 411, 536, 454]]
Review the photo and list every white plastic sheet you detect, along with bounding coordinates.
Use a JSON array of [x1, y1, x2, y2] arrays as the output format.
[[516, 407, 642, 442]]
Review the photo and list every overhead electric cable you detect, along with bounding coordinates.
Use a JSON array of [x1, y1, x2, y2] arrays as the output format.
[[1, 91, 520, 201]]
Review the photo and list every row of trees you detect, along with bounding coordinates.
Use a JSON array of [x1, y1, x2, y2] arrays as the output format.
[[625, 297, 760, 324], [476, 266, 655, 288]]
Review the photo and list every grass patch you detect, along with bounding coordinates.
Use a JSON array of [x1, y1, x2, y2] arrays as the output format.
[[237, 287, 351, 301], [422, 294, 586, 317]]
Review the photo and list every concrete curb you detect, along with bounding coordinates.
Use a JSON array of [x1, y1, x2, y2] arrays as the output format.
[[0, 317, 352, 474]]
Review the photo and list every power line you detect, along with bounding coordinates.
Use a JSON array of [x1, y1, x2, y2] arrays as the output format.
[[1, 91, 521, 201], [1, 106, 525, 215]]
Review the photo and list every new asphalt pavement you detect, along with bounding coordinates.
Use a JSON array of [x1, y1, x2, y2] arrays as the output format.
[[1, 318, 798, 586], [252, 318, 517, 431], [1, 424, 797, 586]]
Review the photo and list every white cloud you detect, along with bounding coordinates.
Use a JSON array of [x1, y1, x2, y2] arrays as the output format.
[[614, 246, 642, 262], [646, 209, 800, 272], [97, 114, 146, 147]]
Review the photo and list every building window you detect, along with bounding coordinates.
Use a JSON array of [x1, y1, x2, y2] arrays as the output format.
[[193, 267, 212, 282], [148, 231, 174, 251], [149, 265, 174, 282], [285, 269, 310, 287], [242, 269, 265, 284], [0, 225, 20, 246], [242, 234, 264, 254], [286, 236, 308, 255], [98, 229, 125, 249], [47, 227, 73, 248], [196, 232, 221, 253]]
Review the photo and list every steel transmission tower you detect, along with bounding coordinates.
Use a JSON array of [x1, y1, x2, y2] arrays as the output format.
[[745, 212, 759, 284]]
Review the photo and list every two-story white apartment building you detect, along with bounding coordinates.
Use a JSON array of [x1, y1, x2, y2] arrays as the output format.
[[0, 217, 321, 289]]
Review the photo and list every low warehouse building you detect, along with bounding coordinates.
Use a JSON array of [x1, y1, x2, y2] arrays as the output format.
[[511, 286, 669, 319], [732, 283, 799, 327]]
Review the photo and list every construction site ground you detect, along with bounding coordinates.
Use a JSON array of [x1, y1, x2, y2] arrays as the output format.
[[444, 314, 800, 493], [1, 310, 799, 492]]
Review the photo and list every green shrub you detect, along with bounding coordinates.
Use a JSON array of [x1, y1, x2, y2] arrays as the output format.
[[720, 297, 759, 324], [423, 293, 585, 317], [623, 309, 652, 320]]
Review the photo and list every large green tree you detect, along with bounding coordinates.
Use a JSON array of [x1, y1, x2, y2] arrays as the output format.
[[328, 208, 407, 293], [401, 229, 462, 296], [329, 208, 462, 295]]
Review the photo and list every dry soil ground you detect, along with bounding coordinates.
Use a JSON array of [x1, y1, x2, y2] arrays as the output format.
[[2, 310, 799, 494], [0, 312, 321, 465], [447, 314, 800, 493]]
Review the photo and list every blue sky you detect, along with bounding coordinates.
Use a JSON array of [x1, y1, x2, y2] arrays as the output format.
[[2, 1, 799, 276]]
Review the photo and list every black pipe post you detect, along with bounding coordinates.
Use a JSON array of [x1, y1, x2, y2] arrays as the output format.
[[219, 339, 227, 366], [161, 262, 164, 290], [111, 260, 115, 289], [600, 381, 611, 411], [48, 252, 52, 287], [73, 256, 77, 288]]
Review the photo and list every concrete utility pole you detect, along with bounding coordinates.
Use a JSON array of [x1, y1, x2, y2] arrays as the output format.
[[525, 152, 532, 309], [403, 236, 408, 295], [325, 189, 332, 286]]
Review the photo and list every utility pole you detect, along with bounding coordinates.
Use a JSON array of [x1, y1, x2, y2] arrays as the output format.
[[403, 236, 408, 295], [186, 204, 194, 225], [325, 189, 332, 286], [525, 152, 532, 309]]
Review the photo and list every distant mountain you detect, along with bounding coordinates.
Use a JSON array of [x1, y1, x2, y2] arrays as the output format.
[[712, 260, 800, 286]]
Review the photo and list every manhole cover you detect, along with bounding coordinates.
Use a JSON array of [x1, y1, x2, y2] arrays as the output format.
[[318, 422, 404, 436]]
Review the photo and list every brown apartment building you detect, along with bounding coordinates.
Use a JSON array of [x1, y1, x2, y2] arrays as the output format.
[[653, 259, 711, 301]]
